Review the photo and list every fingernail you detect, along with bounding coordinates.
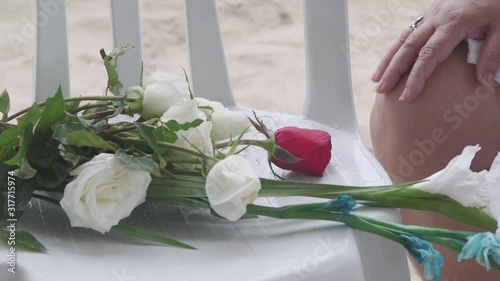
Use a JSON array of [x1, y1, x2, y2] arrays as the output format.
[[496, 69, 500, 84], [376, 79, 386, 93], [372, 70, 381, 82], [481, 71, 495, 86], [399, 88, 409, 101]]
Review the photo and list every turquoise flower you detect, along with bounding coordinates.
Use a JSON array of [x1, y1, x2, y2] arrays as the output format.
[[458, 232, 500, 270], [401, 234, 444, 281], [324, 195, 357, 221]]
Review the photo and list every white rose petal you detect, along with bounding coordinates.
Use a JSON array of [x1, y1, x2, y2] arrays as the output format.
[[145, 69, 190, 97], [142, 81, 185, 119], [60, 153, 151, 234], [414, 145, 488, 208], [483, 153, 500, 236], [171, 121, 214, 171], [205, 155, 261, 221], [211, 110, 251, 141], [194, 97, 226, 117], [160, 99, 206, 124]]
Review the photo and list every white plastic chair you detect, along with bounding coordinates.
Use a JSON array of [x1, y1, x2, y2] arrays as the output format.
[[19, 0, 411, 281]]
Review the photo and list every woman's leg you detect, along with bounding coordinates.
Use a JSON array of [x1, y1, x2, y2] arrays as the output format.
[[371, 41, 500, 280]]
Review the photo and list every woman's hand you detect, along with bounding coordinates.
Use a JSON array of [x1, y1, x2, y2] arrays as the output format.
[[372, 0, 500, 101]]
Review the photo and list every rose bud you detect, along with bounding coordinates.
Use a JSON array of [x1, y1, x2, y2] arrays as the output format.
[[271, 127, 332, 177]]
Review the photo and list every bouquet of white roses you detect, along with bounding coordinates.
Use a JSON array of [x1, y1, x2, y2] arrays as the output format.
[[2, 46, 500, 281]]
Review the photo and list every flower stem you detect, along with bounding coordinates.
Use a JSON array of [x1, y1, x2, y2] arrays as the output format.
[[68, 101, 113, 114], [355, 193, 496, 230], [245, 204, 404, 244], [6, 95, 127, 122], [79, 108, 118, 120], [259, 179, 496, 230], [111, 136, 206, 158], [360, 215, 474, 241]]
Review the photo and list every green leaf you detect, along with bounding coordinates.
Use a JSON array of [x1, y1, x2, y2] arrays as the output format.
[[104, 58, 123, 96], [52, 122, 87, 143], [0, 127, 19, 161], [113, 223, 196, 250], [0, 89, 10, 122], [272, 145, 302, 164], [64, 100, 81, 112], [153, 126, 178, 143], [64, 130, 117, 151], [164, 119, 203, 132], [0, 163, 38, 214], [135, 122, 167, 168], [115, 149, 160, 177], [35, 162, 71, 189], [4, 124, 36, 179], [28, 139, 61, 169], [0, 229, 47, 253], [58, 144, 82, 167], [135, 123, 159, 151], [33, 87, 65, 142], [103, 45, 133, 96], [16, 104, 41, 131]]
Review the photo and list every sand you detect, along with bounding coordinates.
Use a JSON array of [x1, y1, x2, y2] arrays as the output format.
[[0, 0, 436, 279]]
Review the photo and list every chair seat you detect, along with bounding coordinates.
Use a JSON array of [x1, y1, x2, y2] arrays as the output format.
[[1, 110, 410, 281]]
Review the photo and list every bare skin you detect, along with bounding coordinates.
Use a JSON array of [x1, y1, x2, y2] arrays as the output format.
[[371, 42, 500, 280], [372, 0, 500, 101]]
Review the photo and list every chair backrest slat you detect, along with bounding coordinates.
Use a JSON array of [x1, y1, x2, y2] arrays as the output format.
[[34, 0, 70, 102], [110, 0, 143, 90], [184, 0, 236, 107], [302, 0, 359, 136], [35, 1, 359, 137]]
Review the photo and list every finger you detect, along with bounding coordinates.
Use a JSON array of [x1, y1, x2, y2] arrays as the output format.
[[376, 23, 435, 94], [371, 28, 413, 82], [476, 27, 500, 87], [400, 25, 466, 101]]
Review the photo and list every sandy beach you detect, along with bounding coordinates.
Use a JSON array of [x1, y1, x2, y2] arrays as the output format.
[[0, 0, 435, 279]]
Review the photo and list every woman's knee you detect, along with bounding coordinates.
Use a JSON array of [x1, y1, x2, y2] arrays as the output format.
[[370, 41, 500, 183]]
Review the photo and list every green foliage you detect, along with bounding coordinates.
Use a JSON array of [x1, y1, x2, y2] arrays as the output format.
[[0, 229, 47, 253], [33, 86, 65, 143], [52, 122, 88, 143], [0, 128, 19, 161], [164, 119, 203, 132], [0, 162, 38, 218], [4, 124, 36, 179], [115, 149, 160, 177], [153, 126, 178, 144], [64, 130, 117, 151], [102, 44, 133, 96], [16, 104, 41, 131], [0, 89, 10, 122]]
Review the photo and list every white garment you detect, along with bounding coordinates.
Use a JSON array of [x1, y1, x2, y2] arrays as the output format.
[[466, 38, 500, 83]]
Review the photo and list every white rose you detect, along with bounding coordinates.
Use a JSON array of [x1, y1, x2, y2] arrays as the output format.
[[205, 155, 261, 221], [170, 121, 214, 171], [60, 153, 151, 234], [160, 99, 206, 124], [145, 69, 190, 97], [210, 110, 251, 141], [414, 145, 488, 208], [141, 81, 185, 119]]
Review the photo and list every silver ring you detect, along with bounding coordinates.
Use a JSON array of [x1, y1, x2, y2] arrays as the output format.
[[409, 16, 424, 30]]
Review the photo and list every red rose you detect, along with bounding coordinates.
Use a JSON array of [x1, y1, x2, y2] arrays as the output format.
[[271, 127, 332, 177]]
